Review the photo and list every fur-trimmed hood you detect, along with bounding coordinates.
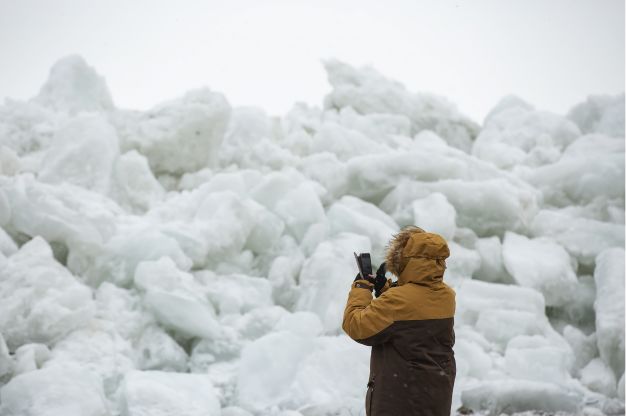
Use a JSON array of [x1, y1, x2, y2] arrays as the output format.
[[385, 226, 450, 285]]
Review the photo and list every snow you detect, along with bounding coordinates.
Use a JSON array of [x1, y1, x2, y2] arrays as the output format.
[[0, 56, 623, 415]]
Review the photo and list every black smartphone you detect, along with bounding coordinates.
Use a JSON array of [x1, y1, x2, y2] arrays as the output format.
[[354, 252, 373, 279]]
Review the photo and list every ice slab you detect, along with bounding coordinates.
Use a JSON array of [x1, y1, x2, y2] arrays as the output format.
[[0, 237, 94, 350], [110, 150, 165, 213], [502, 232, 578, 307], [33, 55, 113, 115], [326, 195, 398, 256], [567, 93, 625, 137], [0, 364, 109, 416], [530, 209, 624, 265], [39, 114, 119, 194], [297, 233, 371, 333], [121, 370, 220, 416], [120, 88, 231, 175], [134, 257, 220, 339], [46, 326, 135, 399], [472, 98, 580, 169], [323, 59, 479, 151], [461, 379, 580, 414], [1, 174, 122, 250], [593, 248, 625, 378], [381, 178, 539, 236], [412, 192, 457, 240]]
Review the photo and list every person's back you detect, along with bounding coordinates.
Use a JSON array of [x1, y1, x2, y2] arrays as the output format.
[[342, 226, 456, 416]]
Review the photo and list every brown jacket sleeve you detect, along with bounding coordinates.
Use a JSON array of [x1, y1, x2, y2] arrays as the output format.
[[342, 280, 396, 346]]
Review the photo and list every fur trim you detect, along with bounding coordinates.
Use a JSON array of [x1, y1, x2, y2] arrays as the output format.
[[384, 226, 425, 276]]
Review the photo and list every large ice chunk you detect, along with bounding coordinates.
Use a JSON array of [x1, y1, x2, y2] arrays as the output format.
[[473, 236, 512, 283], [504, 335, 574, 385], [326, 195, 398, 256], [412, 192, 457, 240], [580, 358, 617, 397], [445, 241, 481, 282], [593, 248, 625, 378], [272, 182, 326, 241], [0, 237, 94, 350], [1, 174, 122, 250], [38, 114, 119, 194], [382, 178, 539, 236], [297, 153, 348, 203], [0, 226, 18, 257], [323, 59, 479, 151], [345, 147, 507, 202], [32, 55, 114, 115], [146, 186, 283, 265], [220, 107, 272, 162], [94, 282, 152, 341], [199, 272, 273, 316], [332, 106, 412, 145], [453, 327, 493, 379], [530, 209, 624, 265], [75, 222, 192, 287], [473, 97, 580, 169], [135, 325, 188, 372], [0, 99, 59, 156], [461, 379, 580, 414], [237, 332, 369, 413], [0, 333, 13, 382], [454, 280, 569, 349], [311, 122, 390, 161], [297, 233, 371, 333], [563, 325, 598, 374], [237, 331, 314, 412], [288, 336, 370, 412], [527, 137, 624, 207], [502, 232, 578, 307], [0, 364, 109, 416], [120, 88, 231, 175], [121, 370, 220, 416], [134, 257, 220, 339], [567, 93, 625, 137], [110, 150, 165, 213], [45, 326, 135, 399], [12, 343, 50, 376]]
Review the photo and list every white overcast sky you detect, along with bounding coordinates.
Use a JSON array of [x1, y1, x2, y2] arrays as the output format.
[[0, 0, 623, 123]]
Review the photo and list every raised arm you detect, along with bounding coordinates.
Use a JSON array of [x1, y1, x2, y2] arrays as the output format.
[[342, 278, 396, 346]]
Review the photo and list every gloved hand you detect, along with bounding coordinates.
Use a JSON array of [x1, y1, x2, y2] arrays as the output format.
[[374, 262, 388, 297], [353, 272, 375, 291]]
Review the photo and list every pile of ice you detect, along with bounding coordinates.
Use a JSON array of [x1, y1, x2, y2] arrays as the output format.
[[0, 55, 624, 416]]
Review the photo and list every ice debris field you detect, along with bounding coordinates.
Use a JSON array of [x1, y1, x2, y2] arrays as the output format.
[[0, 55, 624, 416]]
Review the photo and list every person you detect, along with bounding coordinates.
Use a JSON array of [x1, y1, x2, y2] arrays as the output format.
[[342, 226, 456, 416]]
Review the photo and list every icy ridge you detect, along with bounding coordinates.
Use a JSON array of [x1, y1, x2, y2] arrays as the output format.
[[0, 55, 624, 416]]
